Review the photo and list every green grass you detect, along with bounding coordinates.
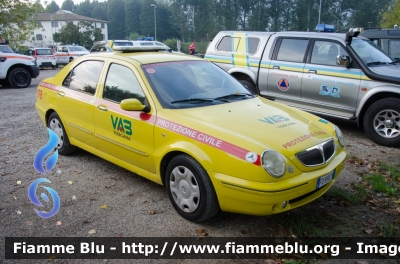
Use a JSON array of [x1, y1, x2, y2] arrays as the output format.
[[362, 162, 400, 197], [325, 186, 368, 204], [376, 219, 400, 237]]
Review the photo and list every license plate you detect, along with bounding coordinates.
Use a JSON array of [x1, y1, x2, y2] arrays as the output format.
[[316, 170, 335, 189]]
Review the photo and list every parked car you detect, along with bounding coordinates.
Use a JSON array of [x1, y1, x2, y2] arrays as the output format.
[[90, 40, 178, 53], [205, 25, 400, 147], [36, 45, 347, 222], [0, 40, 39, 88], [54, 45, 89, 66], [24, 48, 56, 69]]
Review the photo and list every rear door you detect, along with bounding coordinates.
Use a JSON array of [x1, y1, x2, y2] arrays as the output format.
[[55, 59, 105, 148], [259, 37, 309, 102]]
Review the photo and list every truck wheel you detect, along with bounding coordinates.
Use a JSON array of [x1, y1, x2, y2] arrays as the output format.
[[8, 68, 31, 88], [48, 112, 77, 155], [165, 154, 220, 222], [239, 79, 257, 94], [0, 80, 10, 86], [363, 98, 400, 147]]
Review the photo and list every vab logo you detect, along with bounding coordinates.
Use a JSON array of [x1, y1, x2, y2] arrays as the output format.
[[28, 178, 60, 218], [111, 115, 132, 135], [30, 128, 60, 218], [259, 115, 290, 125], [33, 128, 59, 174]]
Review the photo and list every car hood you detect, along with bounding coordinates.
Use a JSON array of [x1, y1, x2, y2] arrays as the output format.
[[369, 64, 400, 76], [164, 97, 334, 155]]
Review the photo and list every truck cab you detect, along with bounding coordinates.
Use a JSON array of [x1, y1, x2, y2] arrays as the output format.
[[205, 25, 400, 147]]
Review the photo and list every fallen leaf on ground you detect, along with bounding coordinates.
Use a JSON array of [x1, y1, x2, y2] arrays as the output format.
[[88, 229, 96, 234], [100, 204, 107, 209], [149, 210, 156, 215]]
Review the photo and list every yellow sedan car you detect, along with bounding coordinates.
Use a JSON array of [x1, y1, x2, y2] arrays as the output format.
[[35, 46, 348, 222]]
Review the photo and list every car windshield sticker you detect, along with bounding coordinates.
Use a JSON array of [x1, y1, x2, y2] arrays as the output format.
[[156, 118, 261, 166], [319, 84, 340, 98], [271, 72, 299, 78], [282, 131, 327, 149], [277, 78, 290, 91], [146, 68, 156, 74]]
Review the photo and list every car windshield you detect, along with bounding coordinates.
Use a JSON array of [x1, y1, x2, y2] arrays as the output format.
[[142, 60, 254, 109], [351, 39, 394, 65], [0, 45, 15, 53], [68, 46, 88, 52]]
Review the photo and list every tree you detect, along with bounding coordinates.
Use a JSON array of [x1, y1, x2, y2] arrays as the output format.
[[125, 0, 142, 37], [349, 0, 391, 28], [48, 0, 60, 13], [0, 0, 42, 48], [381, 0, 400, 28], [61, 0, 75, 12], [108, 0, 126, 39], [76, 0, 93, 17], [91, 2, 108, 21], [53, 21, 103, 48]]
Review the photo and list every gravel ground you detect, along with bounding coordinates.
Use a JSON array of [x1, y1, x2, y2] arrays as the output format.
[[1, 69, 399, 263]]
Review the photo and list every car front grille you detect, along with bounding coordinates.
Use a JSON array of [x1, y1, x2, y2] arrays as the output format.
[[296, 139, 335, 167]]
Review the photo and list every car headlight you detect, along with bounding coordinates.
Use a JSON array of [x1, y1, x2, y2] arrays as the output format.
[[334, 125, 345, 147], [261, 150, 286, 177]]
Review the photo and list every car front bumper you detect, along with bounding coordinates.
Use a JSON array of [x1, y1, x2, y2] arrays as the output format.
[[210, 149, 347, 215]]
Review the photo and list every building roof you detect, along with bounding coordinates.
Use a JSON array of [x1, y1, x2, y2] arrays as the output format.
[[29, 10, 108, 23]]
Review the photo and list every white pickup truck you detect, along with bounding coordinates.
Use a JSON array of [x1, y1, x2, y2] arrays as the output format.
[[54, 45, 89, 66], [0, 42, 40, 88]]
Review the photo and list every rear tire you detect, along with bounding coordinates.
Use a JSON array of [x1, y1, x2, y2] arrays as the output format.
[[165, 154, 220, 222], [48, 112, 77, 155], [363, 98, 400, 147], [239, 79, 257, 94], [8, 68, 31, 88]]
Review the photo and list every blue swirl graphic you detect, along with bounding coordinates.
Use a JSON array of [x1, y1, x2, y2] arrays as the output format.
[[33, 128, 59, 175], [28, 178, 60, 218]]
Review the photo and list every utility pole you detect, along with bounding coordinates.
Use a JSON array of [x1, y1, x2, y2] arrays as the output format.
[[318, 0, 322, 24]]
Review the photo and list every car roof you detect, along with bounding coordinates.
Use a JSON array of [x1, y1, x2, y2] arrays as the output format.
[[85, 51, 198, 65]]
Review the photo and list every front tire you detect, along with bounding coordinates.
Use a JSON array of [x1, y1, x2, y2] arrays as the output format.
[[239, 79, 257, 94], [165, 154, 220, 222], [8, 68, 31, 88], [48, 112, 77, 155], [363, 98, 400, 147]]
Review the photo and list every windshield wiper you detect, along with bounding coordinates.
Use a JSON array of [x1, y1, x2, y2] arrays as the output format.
[[366, 61, 392, 66], [171, 98, 214, 104], [214, 93, 253, 101]]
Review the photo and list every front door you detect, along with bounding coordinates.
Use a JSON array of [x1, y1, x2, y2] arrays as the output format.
[[301, 40, 361, 117], [94, 61, 156, 173]]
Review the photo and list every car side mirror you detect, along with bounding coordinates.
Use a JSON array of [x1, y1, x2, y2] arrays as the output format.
[[120, 98, 150, 112], [337, 55, 351, 66]]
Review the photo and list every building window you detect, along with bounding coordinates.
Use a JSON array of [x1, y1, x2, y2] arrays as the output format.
[[102, 34, 105, 40], [36, 34, 43, 41], [101, 23, 105, 29], [35, 21, 42, 28], [51, 21, 58, 27], [94, 22, 97, 28]]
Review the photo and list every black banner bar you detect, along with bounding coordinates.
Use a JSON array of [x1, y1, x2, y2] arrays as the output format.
[[5, 237, 400, 259]]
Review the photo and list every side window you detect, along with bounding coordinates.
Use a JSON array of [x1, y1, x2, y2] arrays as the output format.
[[62, 47, 68, 52], [103, 63, 146, 104], [310, 40, 348, 66], [217, 36, 240, 52], [276, 38, 309, 62], [63, 60, 104, 95], [248, 37, 260, 54], [389, 40, 400, 59]]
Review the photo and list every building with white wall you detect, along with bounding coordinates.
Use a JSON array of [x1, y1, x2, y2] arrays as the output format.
[[23, 10, 108, 48]]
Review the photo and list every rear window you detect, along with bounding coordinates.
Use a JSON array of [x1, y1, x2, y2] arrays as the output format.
[[217, 36, 240, 52], [276, 38, 309, 62], [113, 42, 133, 46], [36, 49, 52, 55]]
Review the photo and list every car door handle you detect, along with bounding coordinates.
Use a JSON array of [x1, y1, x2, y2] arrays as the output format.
[[97, 105, 108, 111], [57, 91, 65, 96], [309, 70, 317, 74], [273, 66, 280, 69]]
